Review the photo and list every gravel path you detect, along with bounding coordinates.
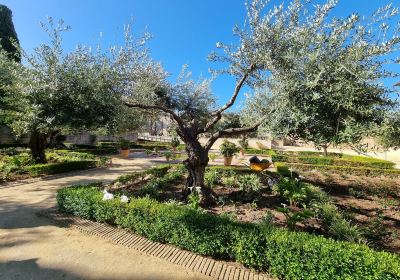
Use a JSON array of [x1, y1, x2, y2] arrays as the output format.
[[0, 153, 211, 280]]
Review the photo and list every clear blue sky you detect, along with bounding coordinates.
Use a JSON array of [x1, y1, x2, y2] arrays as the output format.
[[2, 0, 400, 107]]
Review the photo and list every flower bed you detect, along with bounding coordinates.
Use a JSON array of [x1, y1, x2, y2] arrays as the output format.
[[57, 183, 400, 280]]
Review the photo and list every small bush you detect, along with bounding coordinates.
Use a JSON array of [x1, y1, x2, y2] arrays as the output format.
[[146, 165, 172, 178], [204, 169, 221, 188], [316, 202, 364, 243], [237, 174, 262, 193], [57, 186, 400, 279], [221, 176, 237, 188], [279, 162, 400, 178], [246, 148, 276, 156], [25, 161, 97, 176], [272, 178, 309, 207]]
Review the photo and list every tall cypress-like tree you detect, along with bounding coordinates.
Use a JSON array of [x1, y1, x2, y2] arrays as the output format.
[[0, 4, 20, 62]]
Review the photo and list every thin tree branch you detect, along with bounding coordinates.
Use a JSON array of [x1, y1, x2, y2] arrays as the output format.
[[124, 102, 185, 128], [201, 64, 255, 134], [204, 120, 262, 151]]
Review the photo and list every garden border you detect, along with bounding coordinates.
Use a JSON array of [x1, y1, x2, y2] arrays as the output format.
[[37, 208, 275, 280]]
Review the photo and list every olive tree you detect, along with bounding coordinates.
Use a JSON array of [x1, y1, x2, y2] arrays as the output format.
[[2, 19, 122, 162], [119, 0, 343, 204], [242, 2, 400, 155]]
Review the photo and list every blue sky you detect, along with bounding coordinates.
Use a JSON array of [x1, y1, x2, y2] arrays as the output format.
[[2, 0, 400, 107]]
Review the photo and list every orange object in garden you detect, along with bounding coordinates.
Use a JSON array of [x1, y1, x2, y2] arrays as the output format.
[[250, 162, 271, 171], [120, 149, 130, 158]]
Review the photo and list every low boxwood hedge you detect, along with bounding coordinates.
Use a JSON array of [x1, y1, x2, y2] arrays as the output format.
[[245, 148, 276, 156], [57, 184, 400, 280], [25, 160, 97, 176], [272, 153, 395, 169], [278, 162, 400, 178]]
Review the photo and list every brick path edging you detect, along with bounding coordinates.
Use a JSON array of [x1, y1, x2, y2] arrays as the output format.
[[38, 209, 275, 280]]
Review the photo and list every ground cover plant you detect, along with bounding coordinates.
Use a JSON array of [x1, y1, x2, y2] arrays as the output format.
[[57, 163, 400, 279]]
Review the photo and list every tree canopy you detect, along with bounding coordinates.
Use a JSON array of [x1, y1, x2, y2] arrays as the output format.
[[241, 0, 400, 154], [1, 19, 143, 162]]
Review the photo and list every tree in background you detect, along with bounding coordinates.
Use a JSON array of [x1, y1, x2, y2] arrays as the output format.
[[1, 18, 125, 162], [0, 4, 20, 62], [377, 110, 400, 151], [242, 1, 400, 156]]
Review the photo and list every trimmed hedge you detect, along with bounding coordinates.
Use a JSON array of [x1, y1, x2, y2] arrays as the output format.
[[57, 185, 400, 280], [245, 148, 276, 156], [272, 153, 395, 169], [278, 162, 400, 178], [25, 160, 97, 176]]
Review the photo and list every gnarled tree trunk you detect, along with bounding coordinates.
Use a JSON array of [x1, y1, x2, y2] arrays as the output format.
[[29, 132, 47, 163], [183, 139, 216, 206]]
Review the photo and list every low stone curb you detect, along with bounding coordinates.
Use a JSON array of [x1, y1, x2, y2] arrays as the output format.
[[38, 209, 275, 280]]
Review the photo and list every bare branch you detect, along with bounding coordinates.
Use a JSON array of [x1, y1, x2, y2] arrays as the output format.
[[204, 120, 262, 151], [212, 65, 254, 117], [200, 65, 255, 134], [124, 102, 185, 128]]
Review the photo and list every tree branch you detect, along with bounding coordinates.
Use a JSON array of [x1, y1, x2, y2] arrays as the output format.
[[204, 120, 262, 151], [201, 64, 255, 134], [124, 102, 185, 128]]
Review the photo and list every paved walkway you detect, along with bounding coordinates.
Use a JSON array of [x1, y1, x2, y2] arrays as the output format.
[[0, 153, 211, 280]]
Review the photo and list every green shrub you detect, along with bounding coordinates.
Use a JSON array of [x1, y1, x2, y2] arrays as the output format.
[[246, 148, 276, 155], [187, 192, 201, 210], [57, 186, 400, 279], [204, 169, 221, 188], [272, 178, 309, 207], [163, 150, 173, 161], [25, 160, 97, 176], [273, 151, 395, 169], [272, 154, 289, 162], [137, 184, 159, 199], [279, 162, 400, 178], [221, 176, 237, 188], [146, 165, 172, 178], [316, 202, 364, 243], [237, 174, 262, 193], [170, 137, 180, 149], [220, 140, 240, 157], [277, 207, 313, 231], [298, 156, 333, 165], [276, 162, 291, 177], [56, 183, 102, 219]]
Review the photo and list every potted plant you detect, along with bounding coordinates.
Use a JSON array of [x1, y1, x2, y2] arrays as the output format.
[[238, 137, 249, 156], [118, 139, 130, 158], [220, 140, 240, 166], [170, 137, 180, 151], [163, 150, 173, 162]]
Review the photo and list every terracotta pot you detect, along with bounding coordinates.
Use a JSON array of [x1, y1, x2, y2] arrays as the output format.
[[224, 157, 233, 166], [120, 149, 130, 158]]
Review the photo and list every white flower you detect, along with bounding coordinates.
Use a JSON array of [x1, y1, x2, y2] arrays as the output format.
[[281, 203, 287, 208], [120, 195, 129, 203], [103, 191, 114, 200]]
